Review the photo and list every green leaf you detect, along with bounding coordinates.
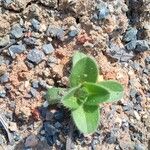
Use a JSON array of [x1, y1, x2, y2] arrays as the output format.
[[72, 52, 86, 67], [72, 105, 100, 134], [98, 80, 124, 102], [46, 87, 67, 104], [62, 86, 82, 109], [70, 57, 98, 87], [83, 82, 110, 105]]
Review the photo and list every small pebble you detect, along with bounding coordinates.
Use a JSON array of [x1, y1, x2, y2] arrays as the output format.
[[31, 18, 40, 31], [32, 80, 39, 89], [42, 43, 55, 54], [25, 61, 35, 69], [0, 35, 10, 47], [25, 134, 38, 148], [10, 24, 23, 39], [94, 3, 109, 20], [123, 27, 137, 42], [44, 122, 57, 136], [27, 49, 45, 64], [46, 26, 65, 41], [9, 44, 26, 58], [125, 40, 136, 51], [54, 111, 64, 121], [54, 122, 62, 129], [134, 143, 145, 150], [0, 88, 6, 98], [134, 40, 149, 52], [23, 37, 37, 47], [145, 56, 150, 64], [30, 87, 39, 98], [0, 72, 9, 83]]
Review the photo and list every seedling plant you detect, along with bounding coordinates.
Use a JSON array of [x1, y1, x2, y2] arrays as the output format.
[[46, 52, 123, 134]]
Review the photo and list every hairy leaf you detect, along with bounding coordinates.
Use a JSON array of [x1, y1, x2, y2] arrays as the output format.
[[72, 52, 86, 67], [46, 87, 67, 104], [83, 82, 110, 105], [98, 80, 124, 102], [62, 86, 82, 109], [72, 105, 100, 134], [70, 57, 98, 87]]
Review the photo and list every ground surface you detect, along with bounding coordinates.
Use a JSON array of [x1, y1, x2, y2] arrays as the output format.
[[0, 0, 150, 150]]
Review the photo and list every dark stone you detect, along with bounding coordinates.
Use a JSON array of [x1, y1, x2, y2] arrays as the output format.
[[123, 27, 137, 42], [13, 132, 21, 141], [27, 49, 45, 64], [5, 111, 13, 120], [125, 40, 136, 51], [54, 122, 62, 129], [0, 56, 4, 65], [39, 80, 48, 89], [133, 104, 142, 111], [54, 111, 64, 121], [107, 42, 134, 62], [143, 68, 149, 75], [42, 43, 55, 54], [105, 131, 117, 144], [5, 83, 12, 90], [39, 107, 47, 118], [94, 3, 109, 20], [134, 143, 145, 150], [47, 56, 57, 64], [31, 18, 40, 31], [9, 44, 26, 58], [123, 101, 133, 111], [69, 30, 78, 37], [32, 80, 39, 89], [121, 119, 129, 130], [0, 72, 9, 83], [130, 88, 137, 98], [91, 139, 99, 150], [46, 26, 65, 41], [10, 24, 23, 39], [44, 122, 57, 136], [25, 61, 35, 69], [0, 35, 10, 47], [45, 111, 53, 121], [23, 37, 37, 47], [134, 40, 149, 52], [0, 89, 6, 98], [30, 88, 38, 98], [145, 56, 150, 64], [39, 0, 57, 7]]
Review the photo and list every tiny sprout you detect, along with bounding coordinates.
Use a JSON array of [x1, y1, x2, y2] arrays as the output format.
[[46, 52, 124, 134]]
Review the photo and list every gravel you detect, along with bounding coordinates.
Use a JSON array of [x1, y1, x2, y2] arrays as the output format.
[[27, 49, 45, 64], [42, 43, 55, 54], [46, 26, 65, 41], [9, 44, 26, 58], [0, 72, 9, 83], [123, 27, 137, 42], [25, 134, 38, 148], [0, 35, 10, 47], [0, 0, 149, 150], [134, 40, 149, 52], [31, 18, 40, 31], [44, 122, 57, 136], [0, 88, 6, 98], [23, 37, 37, 47], [10, 24, 23, 39]]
